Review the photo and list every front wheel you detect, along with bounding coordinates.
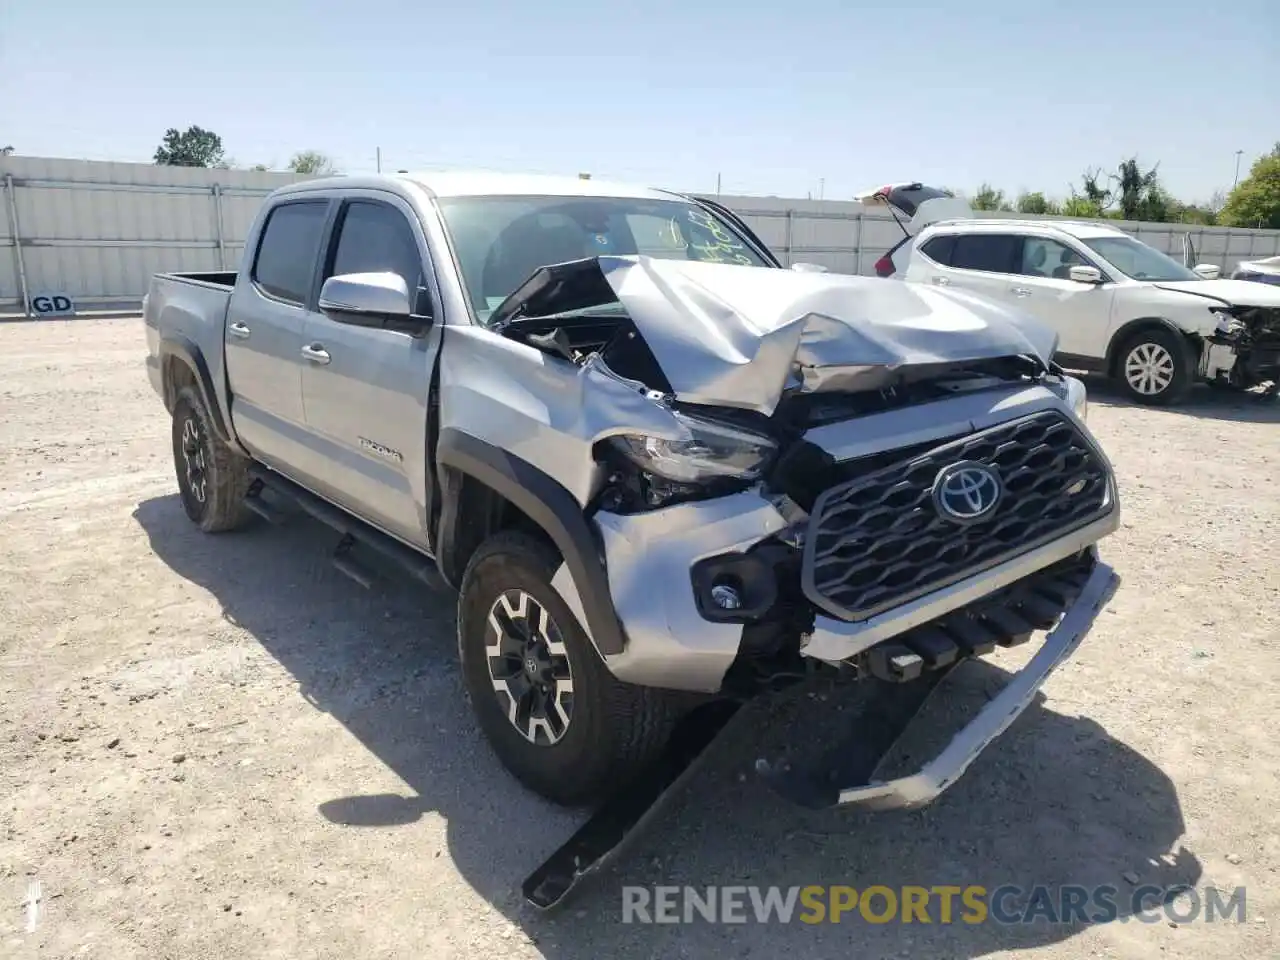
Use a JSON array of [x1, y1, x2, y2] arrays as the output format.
[[457, 531, 681, 806], [1115, 328, 1194, 405]]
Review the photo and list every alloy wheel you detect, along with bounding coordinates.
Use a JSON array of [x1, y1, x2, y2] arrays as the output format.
[[485, 589, 574, 745], [180, 417, 209, 505]]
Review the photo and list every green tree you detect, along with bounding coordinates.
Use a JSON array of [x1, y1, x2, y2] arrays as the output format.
[[1112, 157, 1167, 221], [1219, 144, 1280, 229], [971, 183, 1011, 211], [1060, 193, 1105, 218], [153, 126, 225, 167], [1079, 168, 1112, 211], [0, 145, 13, 156], [1015, 191, 1060, 215], [288, 150, 335, 175]]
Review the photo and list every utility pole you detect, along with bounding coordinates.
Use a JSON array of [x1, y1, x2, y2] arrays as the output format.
[[376, 147, 382, 174], [716, 172, 721, 197], [818, 178, 825, 200], [1233, 149, 1243, 189]]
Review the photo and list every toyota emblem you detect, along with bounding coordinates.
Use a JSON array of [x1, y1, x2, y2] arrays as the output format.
[[932, 461, 1002, 522]]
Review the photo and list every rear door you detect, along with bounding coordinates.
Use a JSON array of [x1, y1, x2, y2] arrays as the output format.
[[224, 199, 331, 468], [298, 192, 441, 548], [915, 231, 1024, 305]]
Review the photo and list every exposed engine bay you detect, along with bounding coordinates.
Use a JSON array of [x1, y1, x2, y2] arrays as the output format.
[[1210, 305, 1280, 391]]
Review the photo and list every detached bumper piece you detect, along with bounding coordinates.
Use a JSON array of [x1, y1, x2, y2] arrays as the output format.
[[865, 551, 1101, 683], [522, 701, 744, 911], [760, 560, 1119, 811]]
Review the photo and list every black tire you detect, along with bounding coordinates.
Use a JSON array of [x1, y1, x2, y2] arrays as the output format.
[[1114, 327, 1194, 405], [171, 386, 251, 533], [457, 530, 681, 806]]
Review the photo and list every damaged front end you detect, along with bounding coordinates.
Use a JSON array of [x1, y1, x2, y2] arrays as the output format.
[[1207, 304, 1280, 390], [483, 254, 1116, 695], [493, 255, 1122, 909]]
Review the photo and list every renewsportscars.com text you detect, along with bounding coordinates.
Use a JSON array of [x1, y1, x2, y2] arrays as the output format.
[[621, 884, 1246, 926]]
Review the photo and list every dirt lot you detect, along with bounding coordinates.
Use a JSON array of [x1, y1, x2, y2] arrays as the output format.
[[2, 317, 1277, 960]]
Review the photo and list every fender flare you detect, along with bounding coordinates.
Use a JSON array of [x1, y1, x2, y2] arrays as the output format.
[[435, 428, 626, 656], [1105, 317, 1197, 375], [157, 334, 236, 445]]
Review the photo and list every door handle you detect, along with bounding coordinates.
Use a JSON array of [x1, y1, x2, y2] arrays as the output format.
[[931, 276, 951, 286], [229, 321, 251, 339], [1011, 287, 1032, 297], [300, 344, 331, 365]]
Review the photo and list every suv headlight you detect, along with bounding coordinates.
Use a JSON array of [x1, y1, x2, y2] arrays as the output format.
[[1054, 374, 1088, 421], [607, 411, 778, 484], [1212, 308, 1245, 337]]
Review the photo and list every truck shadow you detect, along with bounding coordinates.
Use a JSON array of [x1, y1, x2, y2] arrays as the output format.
[[1080, 375, 1280, 424], [134, 494, 1199, 959]]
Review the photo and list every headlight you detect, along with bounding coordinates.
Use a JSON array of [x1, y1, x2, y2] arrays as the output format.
[[607, 411, 778, 484], [1056, 375, 1088, 421], [1212, 309, 1244, 337]]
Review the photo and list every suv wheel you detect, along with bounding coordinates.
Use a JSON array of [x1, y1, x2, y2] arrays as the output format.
[[457, 531, 680, 806], [1116, 328, 1193, 405], [171, 386, 251, 532]]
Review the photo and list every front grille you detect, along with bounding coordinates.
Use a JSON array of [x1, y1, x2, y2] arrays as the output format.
[[801, 411, 1112, 621]]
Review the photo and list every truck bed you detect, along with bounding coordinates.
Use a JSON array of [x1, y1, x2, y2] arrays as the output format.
[[143, 270, 237, 417]]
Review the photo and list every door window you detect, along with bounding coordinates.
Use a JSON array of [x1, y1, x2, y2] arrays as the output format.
[[252, 201, 328, 304], [949, 234, 1020, 273], [918, 234, 956, 265], [326, 201, 428, 313], [1018, 237, 1087, 279]]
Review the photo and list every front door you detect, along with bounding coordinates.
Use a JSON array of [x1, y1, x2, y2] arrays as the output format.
[[1006, 236, 1116, 358], [298, 194, 441, 549]]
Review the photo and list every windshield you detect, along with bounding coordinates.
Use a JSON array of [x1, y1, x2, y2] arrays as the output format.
[[435, 195, 773, 323], [1081, 235, 1201, 282]]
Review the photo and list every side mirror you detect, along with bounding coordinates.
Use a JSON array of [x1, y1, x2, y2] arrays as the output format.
[[1193, 263, 1221, 280], [1068, 265, 1104, 284], [319, 272, 428, 332], [791, 262, 829, 274]]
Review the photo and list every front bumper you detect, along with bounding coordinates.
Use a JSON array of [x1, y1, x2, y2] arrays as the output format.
[[801, 510, 1119, 663], [821, 559, 1119, 810]]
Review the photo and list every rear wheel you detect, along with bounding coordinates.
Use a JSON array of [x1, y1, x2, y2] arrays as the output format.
[[1115, 328, 1193, 405], [457, 531, 681, 806], [171, 386, 251, 533]]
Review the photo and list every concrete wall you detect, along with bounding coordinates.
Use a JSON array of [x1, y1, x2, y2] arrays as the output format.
[[4, 155, 1280, 316]]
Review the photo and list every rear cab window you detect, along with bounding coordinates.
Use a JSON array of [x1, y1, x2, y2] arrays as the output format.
[[252, 201, 329, 304]]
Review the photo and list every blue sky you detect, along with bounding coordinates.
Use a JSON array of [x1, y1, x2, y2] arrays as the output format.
[[4, 0, 1276, 203]]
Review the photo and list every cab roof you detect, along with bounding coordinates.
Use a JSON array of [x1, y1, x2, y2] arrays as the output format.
[[280, 170, 680, 202]]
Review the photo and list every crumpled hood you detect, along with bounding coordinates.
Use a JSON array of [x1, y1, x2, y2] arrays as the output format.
[[496, 256, 1059, 415], [1153, 278, 1280, 308]]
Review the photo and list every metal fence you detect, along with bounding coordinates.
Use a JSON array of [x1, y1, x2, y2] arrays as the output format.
[[4, 155, 1280, 317]]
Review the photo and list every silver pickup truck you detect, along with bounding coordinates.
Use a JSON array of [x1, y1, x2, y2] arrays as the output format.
[[144, 172, 1121, 906]]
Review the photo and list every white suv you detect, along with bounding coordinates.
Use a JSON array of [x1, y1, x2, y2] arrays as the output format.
[[857, 183, 1280, 404]]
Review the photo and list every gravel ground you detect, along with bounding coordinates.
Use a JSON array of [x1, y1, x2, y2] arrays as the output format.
[[2, 317, 1277, 960]]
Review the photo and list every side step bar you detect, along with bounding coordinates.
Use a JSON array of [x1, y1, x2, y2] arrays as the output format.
[[523, 700, 745, 911], [246, 465, 446, 592]]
